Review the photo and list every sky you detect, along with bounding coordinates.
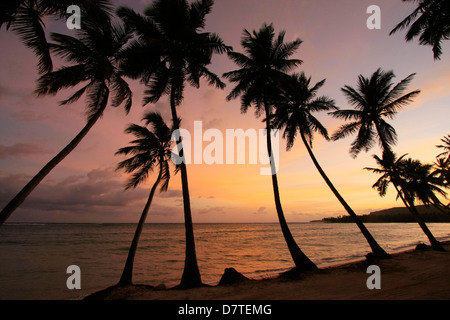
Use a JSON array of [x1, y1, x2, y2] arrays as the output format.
[[0, 0, 449, 223]]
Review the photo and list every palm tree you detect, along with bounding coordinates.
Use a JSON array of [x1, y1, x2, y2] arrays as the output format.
[[0, 0, 112, 74], [436, 134, 450, 161], [116, 112, 173, 286], [390, 0, 450, 60], [273, 72, 390, 259], [403, 158, 448, 213], [223, 24, 318, 272], [0, 14, 132, 226], [117, 0, 231, 288], [365, 151, 445, 251], [330, 68, 420, 159], [432, 157, 450, 188]]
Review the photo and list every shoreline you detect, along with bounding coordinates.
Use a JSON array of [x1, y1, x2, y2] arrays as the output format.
[[85, 241, 450, 300]]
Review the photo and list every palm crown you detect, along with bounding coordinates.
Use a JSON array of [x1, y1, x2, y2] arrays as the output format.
[[433, 157, 450, 188], [34, 15, 132, 119], [116, 112, 174, 191], [330, 68, 420, 158], [117, 0, 231, 109], [1, 0, 113, 74], [366, 152, 447, 208], [436, 134, 450, 161], [402, 158, 448, 208], [223, 23, 302, 116], [272, 72, 337, 150], [390, 0, 450, 60]]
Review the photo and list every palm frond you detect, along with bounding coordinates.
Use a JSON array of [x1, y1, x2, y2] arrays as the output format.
[[12, 4, 52, 74], [35, 65, 89, 96], [331, 121, 361, 141]]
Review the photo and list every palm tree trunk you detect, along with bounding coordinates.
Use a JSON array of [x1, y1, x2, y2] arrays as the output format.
[[169, 87, 202, 288], [392, 181, 445, 251], [0, 87, 109, 226], [264, 106, 318, 272], [375, 122, 394, 158], [299, 131, 390, 259], [117, 165, 163, 286]]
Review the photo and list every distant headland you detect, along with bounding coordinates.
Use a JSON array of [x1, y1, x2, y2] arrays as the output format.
[[315, 205, 450, 223]]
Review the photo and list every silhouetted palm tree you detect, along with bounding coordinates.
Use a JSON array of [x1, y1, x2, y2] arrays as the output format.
[[433, 157, 450, 188], [223, 24, 318, 272], [403, 158, 448, 213], [0, 15, 132, 226], [330, 68, 420, 159], [436, 134, 450, 161], [116, 112, 174, 286], [0, 0, 113, 73], [117, 0, 231, 288], [365, 151, 445, 251], [273, 73, 390, 259], [390, 0, 450, 60]]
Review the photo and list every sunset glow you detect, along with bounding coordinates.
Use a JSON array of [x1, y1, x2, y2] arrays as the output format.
[[0, 0, 449, 224]]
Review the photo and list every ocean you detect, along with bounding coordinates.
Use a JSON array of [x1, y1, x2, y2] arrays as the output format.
[[1, 222, 450, 300]]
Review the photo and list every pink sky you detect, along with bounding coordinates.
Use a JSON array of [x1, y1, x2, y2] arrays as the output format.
[[0, 0, 449, 223]]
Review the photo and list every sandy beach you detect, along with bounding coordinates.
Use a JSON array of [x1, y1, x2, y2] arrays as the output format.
[[85, 242, 450, 300]]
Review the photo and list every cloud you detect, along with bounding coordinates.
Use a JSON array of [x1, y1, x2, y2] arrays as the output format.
[[159, 188, 183, 198], [0, 142, 52, 159], [0, 167, 151, 221], [0, 165, 192, 223], [253, 206, 268, 215], [197, 206, 226, 215], [196, 194, 215, 199]]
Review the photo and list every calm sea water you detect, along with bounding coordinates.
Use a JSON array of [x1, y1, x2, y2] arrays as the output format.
[[1, 222, 450, 300]]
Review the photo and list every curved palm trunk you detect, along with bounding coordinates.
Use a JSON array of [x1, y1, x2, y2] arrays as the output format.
[[0, 88, 109, 226], [299, 131, 390, 259], [169, 88, 202, 288], [375, 127, 444, 251], [118, 166, 163, 286], [265, 107, 318, 272], [392, 181, 445, 251]]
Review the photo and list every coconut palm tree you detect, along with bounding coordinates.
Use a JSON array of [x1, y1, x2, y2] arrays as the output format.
[[436, 134, 450, 161], [273, 72, 390, 259], [116, 112, 174, 286], [330, 68, 420, 159], [403, 158, 448, 213], [0, 0, 113, 74], [117, 0, 231, 288], [365, 151, 445, 251], [0, 14, 132, 226], [223, 24, 318, 272], [433, 157, 450, 188], [390, 0, 450, 60]]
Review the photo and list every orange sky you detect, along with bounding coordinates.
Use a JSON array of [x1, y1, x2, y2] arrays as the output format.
[[0, 0, 449, 223]]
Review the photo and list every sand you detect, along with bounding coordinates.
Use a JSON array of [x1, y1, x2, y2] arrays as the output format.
[[85, 242, 450, 300]]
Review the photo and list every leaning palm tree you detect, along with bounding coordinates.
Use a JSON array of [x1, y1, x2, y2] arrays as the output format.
[[0, 15, 132, 226], [223, 24, 318, 272], [116, 112, 174, 286], [273, 72, 390, 259], [330, 68, 420, 159], [403, 158, 448, 213], [390, 0, 450, 60], [436, 134, 450, 161], [117, 0, 231, 288], [0, 0, 113, 74], [365, 151, 445, 251]]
